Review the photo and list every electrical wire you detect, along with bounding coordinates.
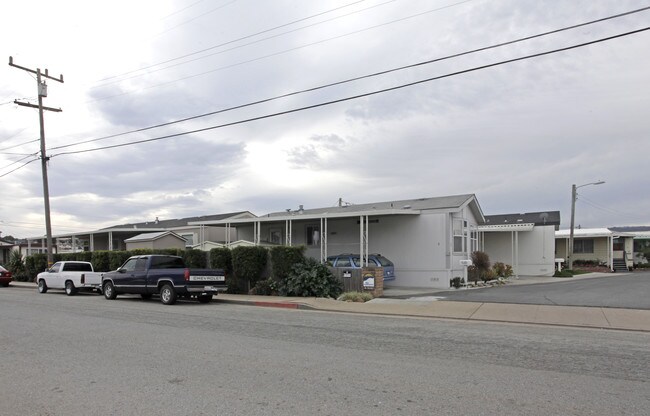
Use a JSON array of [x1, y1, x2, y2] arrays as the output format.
[[0, 157, 40, 178], [94, 0, 377, 84], [0, 139, 39, 152], [52, 6, 650, 152], [49, 27, 650, 159]]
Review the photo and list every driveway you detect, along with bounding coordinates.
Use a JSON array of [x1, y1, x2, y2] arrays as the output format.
[[430, 271, 650, 310]]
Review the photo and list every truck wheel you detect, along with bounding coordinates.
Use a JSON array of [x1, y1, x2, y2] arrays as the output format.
[[160, 284, 177, 305], [140, 294, 152, 300], [65, 281, 77, 296], [197, 295, 213, 304], [38, 280, 48, 293], [103, 281, 117, 300]]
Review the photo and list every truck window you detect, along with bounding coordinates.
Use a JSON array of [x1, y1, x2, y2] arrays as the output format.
[[62, 263, 93, 272], [150, 256, 185, 269], [49, 263, 62, 273], [135, 258, 147, 272], [121, 258, 139, 272]]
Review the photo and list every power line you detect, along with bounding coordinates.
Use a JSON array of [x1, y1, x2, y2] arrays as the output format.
[[0, 138, 39, 152], [88, 2, 647, 103], [51, 7, 650, 153], [49, 27, 650, 159], [93, 0, 376, 85], [0, 157, 40, 178]]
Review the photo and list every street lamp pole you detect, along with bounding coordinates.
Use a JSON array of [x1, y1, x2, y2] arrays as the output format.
[[568, 180, 605, 270]]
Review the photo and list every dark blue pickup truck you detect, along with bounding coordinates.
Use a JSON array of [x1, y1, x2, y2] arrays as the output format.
[[101, 255, 226, 305]]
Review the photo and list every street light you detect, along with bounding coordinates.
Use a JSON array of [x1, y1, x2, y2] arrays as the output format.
[[568, 180, 605, 270]]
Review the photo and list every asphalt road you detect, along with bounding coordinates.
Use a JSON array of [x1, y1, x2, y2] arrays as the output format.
[[433, 272, 650, 309], [1, 288, 648, 415]]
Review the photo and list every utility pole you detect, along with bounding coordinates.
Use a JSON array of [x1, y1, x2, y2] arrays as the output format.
[[9, 56, 63, 267]]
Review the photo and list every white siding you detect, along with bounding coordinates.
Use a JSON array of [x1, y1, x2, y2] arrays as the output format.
[[484, 226, 555, 277]]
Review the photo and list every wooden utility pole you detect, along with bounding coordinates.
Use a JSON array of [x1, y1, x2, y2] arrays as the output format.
[[9, 56, 63, 267]]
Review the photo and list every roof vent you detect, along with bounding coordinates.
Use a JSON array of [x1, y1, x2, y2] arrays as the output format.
[[402, 205, 411, 209]]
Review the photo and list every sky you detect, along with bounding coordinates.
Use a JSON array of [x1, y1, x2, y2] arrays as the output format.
[[1, 0, 649, 239]]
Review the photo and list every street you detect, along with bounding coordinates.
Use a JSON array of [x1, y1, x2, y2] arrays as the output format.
[[434, 272, 650, 309], [1, 288, 648, 415]]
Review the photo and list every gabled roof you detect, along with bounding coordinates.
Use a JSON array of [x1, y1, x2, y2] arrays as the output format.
[[484, 211, 561, 230], [124, 231, 186, 243]]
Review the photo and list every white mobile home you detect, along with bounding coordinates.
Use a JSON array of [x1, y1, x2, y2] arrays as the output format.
[[192, 194, 485, 289]]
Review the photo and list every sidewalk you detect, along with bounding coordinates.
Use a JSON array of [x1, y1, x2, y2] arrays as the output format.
[[8, 279, 650, 332]]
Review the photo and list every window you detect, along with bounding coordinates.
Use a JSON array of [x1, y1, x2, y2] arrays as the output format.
[[453, 218, 466, 253], [336, 257, 351, 267], [150, 256, 185, 269], [306, 225, 320, 246], [181, 234, 194, 247], [573, 239, 594, 254], [62, 262, 92, 272]]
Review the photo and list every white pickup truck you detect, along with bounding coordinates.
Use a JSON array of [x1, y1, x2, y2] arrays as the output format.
[[36, 261, 103, 296]]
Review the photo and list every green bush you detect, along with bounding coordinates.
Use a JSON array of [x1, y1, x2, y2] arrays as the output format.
[[91, 251, 111, 272], [26, 253, 49, 278], [450, 276, 464, 288], [249, 278, 278, 296], [8, 250, 28, 281], [492, 262, 513, 278], [278, 257, 343, 298], [130, 249, 154, 256], [109, 251, 132, 270], [232, 246, 268, 293], [210, 247, 232, 274], [183, 249, 208, 268], [269, 246, 305, 281]]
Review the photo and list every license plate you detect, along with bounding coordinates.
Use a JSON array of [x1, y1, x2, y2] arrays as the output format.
[[190, 275, 225, 282]]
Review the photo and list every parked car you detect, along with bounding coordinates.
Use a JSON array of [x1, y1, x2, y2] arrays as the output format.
[[36, 261, 103, 295], [327, 253, 395, 281], [0, 265, 12, 287]]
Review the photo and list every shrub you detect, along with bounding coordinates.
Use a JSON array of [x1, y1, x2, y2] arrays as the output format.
[[92, 251, 111, 272], [492, 262, 513, 278], [109, 251, 132, 271], [269, 246, 305, 282], [26, 253, 49, 278], [337, 291, 373, 302], [7, 250, 27, 281], [210, 247, 232, 274], [249, 278, 278, 296], [450, 276, 464, 288], [183, 249, 207, 268], [278, 257, 343, 298], [232, 246, 268, 292]]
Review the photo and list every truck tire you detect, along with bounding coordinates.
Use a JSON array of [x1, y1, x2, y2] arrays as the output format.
[[103, 281, 117, 300], [65, 281, 77, 296], [38, 280, 48, 293], [160, 284, 177, 305], [197, 294, 213, 304]]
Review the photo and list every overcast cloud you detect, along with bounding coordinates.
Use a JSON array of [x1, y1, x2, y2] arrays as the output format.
[[1, 0, 649, 238]]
